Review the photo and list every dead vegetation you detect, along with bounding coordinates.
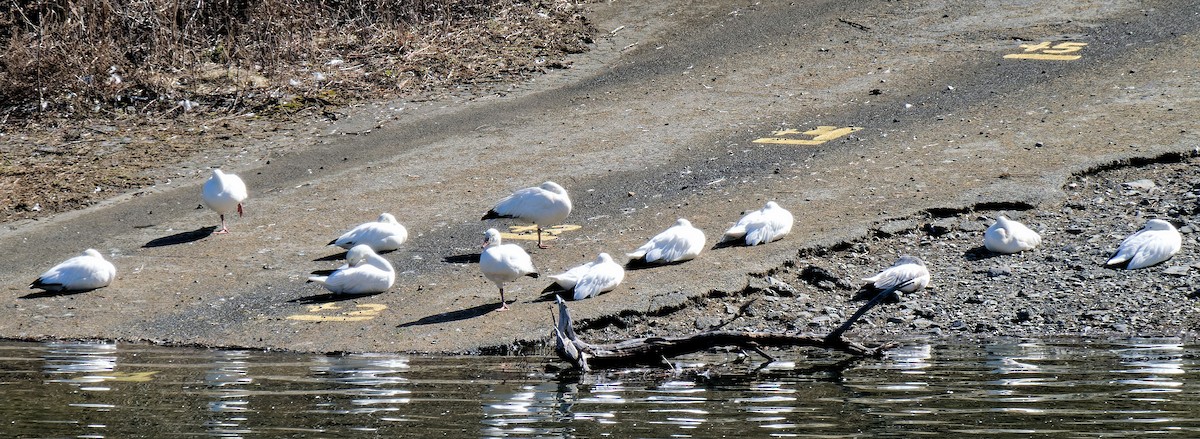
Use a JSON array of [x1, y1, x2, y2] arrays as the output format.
[[0, 0, 595, 222]]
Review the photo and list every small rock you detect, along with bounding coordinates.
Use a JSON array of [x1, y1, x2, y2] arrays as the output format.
[[1014, 310, 1032, 322], [987, 266, 1013, 277], [694, 316, 721, 330], [1163, 265, 1190, 276], [958, 220, 987, 232], [949, 320, 968, 331], [877, 219, 917, 236], [923, 219, 955, 236], [1122, 179, 1157, 191]]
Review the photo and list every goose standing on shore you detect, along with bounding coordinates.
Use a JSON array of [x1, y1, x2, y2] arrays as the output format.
[[627, 218, 706, 265], [308, 244, 395, 294], [202, 168, 248, 234], [721, 201, 794, 246], [1105, 219, 1181, 270], [480, 228, 539, 310], [30, 249, 116, 292], [329, 213, 408, 252], [983, 216, 1042, 254], [482, 181, 572, 249]]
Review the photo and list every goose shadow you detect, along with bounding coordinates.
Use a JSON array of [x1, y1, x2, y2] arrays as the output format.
[[288, 291, 385, 304], [313, 251, 348, 262], [963, 245, 1004, 261], [710, 239, 743, 250], [443, 253, 481, 264], [142, 226, 216, 248], [314, 249, 398, 262], [624, 258, 691, 271], [533, 284, 571, 303], [397, 302, 500, 328], [20, 289, 96, 299]]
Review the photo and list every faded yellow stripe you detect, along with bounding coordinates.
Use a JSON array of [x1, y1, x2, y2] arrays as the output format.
[[1003, 53, 1081, 61]]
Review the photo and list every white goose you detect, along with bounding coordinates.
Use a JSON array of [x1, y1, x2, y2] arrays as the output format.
[[627, 218, 706, 264], [721, 201, 794, 246], [329, 213, 408, 252], [548, 259, 598, 290], [480, 228, 539, 310], [30, 249, 117, 292], [308, 244, 395, 294], [482, 181, 572, 249], [983, 216, 1042, 254], [862, 255, 930, 295], [202, 168, 248, 234], [1105, 219, 1181, 270], [570, 253, 625, 300]]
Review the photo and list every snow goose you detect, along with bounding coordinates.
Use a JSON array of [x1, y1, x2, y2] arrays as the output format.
[[627, 218, 706, 264], [1105, 219, 1181, 270], [482, 181, 572, 249], [857, 255, 930, 301], [569, 253, 625, 300], [548, 259, 598, 290], [308, 244, 395, 294], [480, 228, 539, 310], [202, 169, 248, 234], [721, 201, 794, 246], [983, 216, 1042, 254], [30, 249, 116, 292], [329, 213, 408, 252]]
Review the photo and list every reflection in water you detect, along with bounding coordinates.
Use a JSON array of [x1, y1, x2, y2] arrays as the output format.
[[482, 380, 577, 437], [1113, 338, 1185, 394], [204, 350, 253, 438], [308, 353, 412, 417], [6, 338, 1200, 437], [42, 341, 118, 390]]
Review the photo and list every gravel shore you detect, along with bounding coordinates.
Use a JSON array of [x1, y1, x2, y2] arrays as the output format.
[[582, 152, 1200, 345]]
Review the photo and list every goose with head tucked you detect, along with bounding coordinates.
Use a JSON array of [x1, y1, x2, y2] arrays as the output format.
[[329, 213, 408, 252], [480, 228, 539, 310], [627, 218, 706, 265], [569, 253, 625, 301], [308, 244, 395, 294], [482, 181, 572, 249], [30, 249, 117, 292], [721, 201, 794, 246], [1105, 219, 1181, 270], [856, 255, 930, 301], [548, 258, 598, 290], [983, 216, 1042, 254], [202, 168, 248, 234]]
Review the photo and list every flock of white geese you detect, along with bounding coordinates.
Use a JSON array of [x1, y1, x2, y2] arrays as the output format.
[[30, 169, 1184, 313]]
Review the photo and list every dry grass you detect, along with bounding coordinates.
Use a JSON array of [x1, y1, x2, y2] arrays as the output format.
[[0, 0, 595, 222]]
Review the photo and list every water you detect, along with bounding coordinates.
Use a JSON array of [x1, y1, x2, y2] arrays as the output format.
[[2, 338, 1199, 437]]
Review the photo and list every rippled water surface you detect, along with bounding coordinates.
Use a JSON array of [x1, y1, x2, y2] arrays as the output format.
[[2, 338, 1199, 437]]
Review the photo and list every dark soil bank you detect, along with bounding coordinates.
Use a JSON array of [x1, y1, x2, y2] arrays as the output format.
[[582, 153, 1200, 345]]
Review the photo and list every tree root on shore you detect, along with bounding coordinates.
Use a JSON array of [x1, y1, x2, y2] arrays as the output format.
[[551, 281, 910, 371]]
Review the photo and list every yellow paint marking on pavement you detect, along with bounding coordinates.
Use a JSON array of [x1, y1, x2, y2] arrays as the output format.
[[499, 224, 581, 241], [753, 126, 862, 146], [1004, 41, 1086, 61], [1003, 53, 1082, 61], [102, 371, 159, 382], [287, 304, 388, 322]]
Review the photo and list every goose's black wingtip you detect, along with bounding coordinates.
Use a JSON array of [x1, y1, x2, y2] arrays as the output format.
[[481, 210, 512, 221]]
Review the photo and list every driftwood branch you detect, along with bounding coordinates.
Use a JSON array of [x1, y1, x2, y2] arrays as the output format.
[[552, 282, 908, 370]]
